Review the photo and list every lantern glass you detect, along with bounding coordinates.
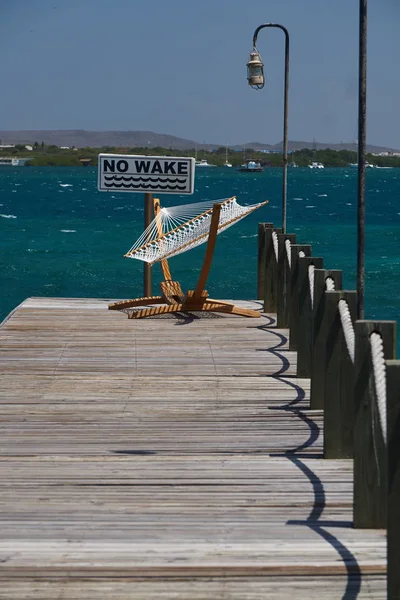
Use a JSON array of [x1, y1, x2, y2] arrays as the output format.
[[247, 50, 265, 89]]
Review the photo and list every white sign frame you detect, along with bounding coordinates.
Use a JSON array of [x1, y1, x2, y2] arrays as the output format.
[[98, 153, 195, 195]]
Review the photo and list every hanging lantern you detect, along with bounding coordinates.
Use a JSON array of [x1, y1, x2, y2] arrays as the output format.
[[247, 49, 265, 89], [247, 49, 264, 89]]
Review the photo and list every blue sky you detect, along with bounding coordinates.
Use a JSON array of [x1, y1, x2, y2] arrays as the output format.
[[1, 0, 398, 148]]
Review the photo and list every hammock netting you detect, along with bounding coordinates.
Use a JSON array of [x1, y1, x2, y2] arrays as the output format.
[[125, 196, 266, 265]]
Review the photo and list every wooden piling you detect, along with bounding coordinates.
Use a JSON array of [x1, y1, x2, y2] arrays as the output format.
[[386, 359, 400, 600], [323, 290, 357, 459], [257, 223, 273, 300], [353, 320, 396, 528], [288, 245, 312, 351], [276, 233, 296, 328], [263, 227, 282, 313], [296, 256, 323, 378], [310, 269, 343, 410]]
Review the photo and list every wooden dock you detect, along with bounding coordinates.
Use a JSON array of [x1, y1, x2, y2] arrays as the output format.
[[0, 298, 386, 599]]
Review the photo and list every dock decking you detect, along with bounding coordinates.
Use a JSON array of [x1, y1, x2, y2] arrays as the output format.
[[0, 298, 386, 598]]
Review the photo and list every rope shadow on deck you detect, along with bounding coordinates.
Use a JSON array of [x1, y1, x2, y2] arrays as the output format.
[[261, 325, 362, 600]]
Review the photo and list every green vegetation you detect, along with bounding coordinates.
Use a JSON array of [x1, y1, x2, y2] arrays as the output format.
[[1, 142, 400, 168]]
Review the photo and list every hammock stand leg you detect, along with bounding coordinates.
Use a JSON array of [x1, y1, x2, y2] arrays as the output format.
[[109, 296, 165, 311], [127, 300, 261, 319], [192, 203, 221, 301]]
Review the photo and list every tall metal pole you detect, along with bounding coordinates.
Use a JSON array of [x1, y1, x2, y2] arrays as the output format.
[[144, 192, 153, 296], [281, 29, 289, 235], [253, 23, 290, 234], [357, 0, 367, 319]]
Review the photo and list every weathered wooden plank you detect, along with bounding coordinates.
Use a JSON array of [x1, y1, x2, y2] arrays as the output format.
[[0, 577, 387, 600]]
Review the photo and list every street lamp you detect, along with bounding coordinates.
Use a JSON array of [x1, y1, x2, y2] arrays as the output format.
[[247, 23, 290, 234]]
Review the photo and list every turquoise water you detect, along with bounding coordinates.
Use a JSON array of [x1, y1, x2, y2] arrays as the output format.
[[1, 165, 399, 352]]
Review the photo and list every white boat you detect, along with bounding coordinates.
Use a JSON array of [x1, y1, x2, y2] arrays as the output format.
[[224, 146, 232, 168], [237, 160, 264, 173], [195, 159, 215, 167], [349, 162, 377, 168], [309, 161, 324, 169], [0, 157, 29, 166]]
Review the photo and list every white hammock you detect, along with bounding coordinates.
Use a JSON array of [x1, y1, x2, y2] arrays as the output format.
[[125, 196, 267, 265]]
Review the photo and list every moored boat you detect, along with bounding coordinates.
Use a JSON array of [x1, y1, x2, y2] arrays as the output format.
[[195, 159, 216, 167], [224, 145, 232, 167], [0, 157, 29, 166], [237, 160, 264, 173]]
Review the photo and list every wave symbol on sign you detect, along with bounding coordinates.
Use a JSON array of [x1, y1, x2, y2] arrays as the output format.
[[104, 175, 187, 184], [104, 182, 188, 190]]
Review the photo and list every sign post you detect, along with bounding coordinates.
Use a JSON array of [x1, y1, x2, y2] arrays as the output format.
[[98, 153, 195, 296], [144, 192, 153, 297]]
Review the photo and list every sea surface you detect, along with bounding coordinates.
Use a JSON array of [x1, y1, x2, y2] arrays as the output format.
[[0, 165, 399, 353]]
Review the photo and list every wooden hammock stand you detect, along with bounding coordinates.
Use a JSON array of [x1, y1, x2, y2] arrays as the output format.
[[109, 197, 262, 319]]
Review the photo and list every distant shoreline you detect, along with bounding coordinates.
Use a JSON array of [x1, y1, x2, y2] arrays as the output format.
[[1, 143, 400, 168]]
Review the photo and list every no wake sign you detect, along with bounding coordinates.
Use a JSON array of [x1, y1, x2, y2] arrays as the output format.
[[98, 153, 195, 195]]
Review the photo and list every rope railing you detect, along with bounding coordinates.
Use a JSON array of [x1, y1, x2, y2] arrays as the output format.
[[325, 276, 336, 291], [285, 238, 292, 268], [308, 264, 315, 309], [338, 299, 356, 364], [370, 331, 388, 445], [272, 230, 279, 262], [323, 274, 356, 365]]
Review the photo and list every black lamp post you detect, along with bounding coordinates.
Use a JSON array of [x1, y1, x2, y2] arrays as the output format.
[[247, 23, 290, 234], [357, 0, 367, 319]]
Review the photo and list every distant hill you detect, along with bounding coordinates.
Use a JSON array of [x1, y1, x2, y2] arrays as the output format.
[[0, 130, 398, 154], [0, 130, 201, 151]]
